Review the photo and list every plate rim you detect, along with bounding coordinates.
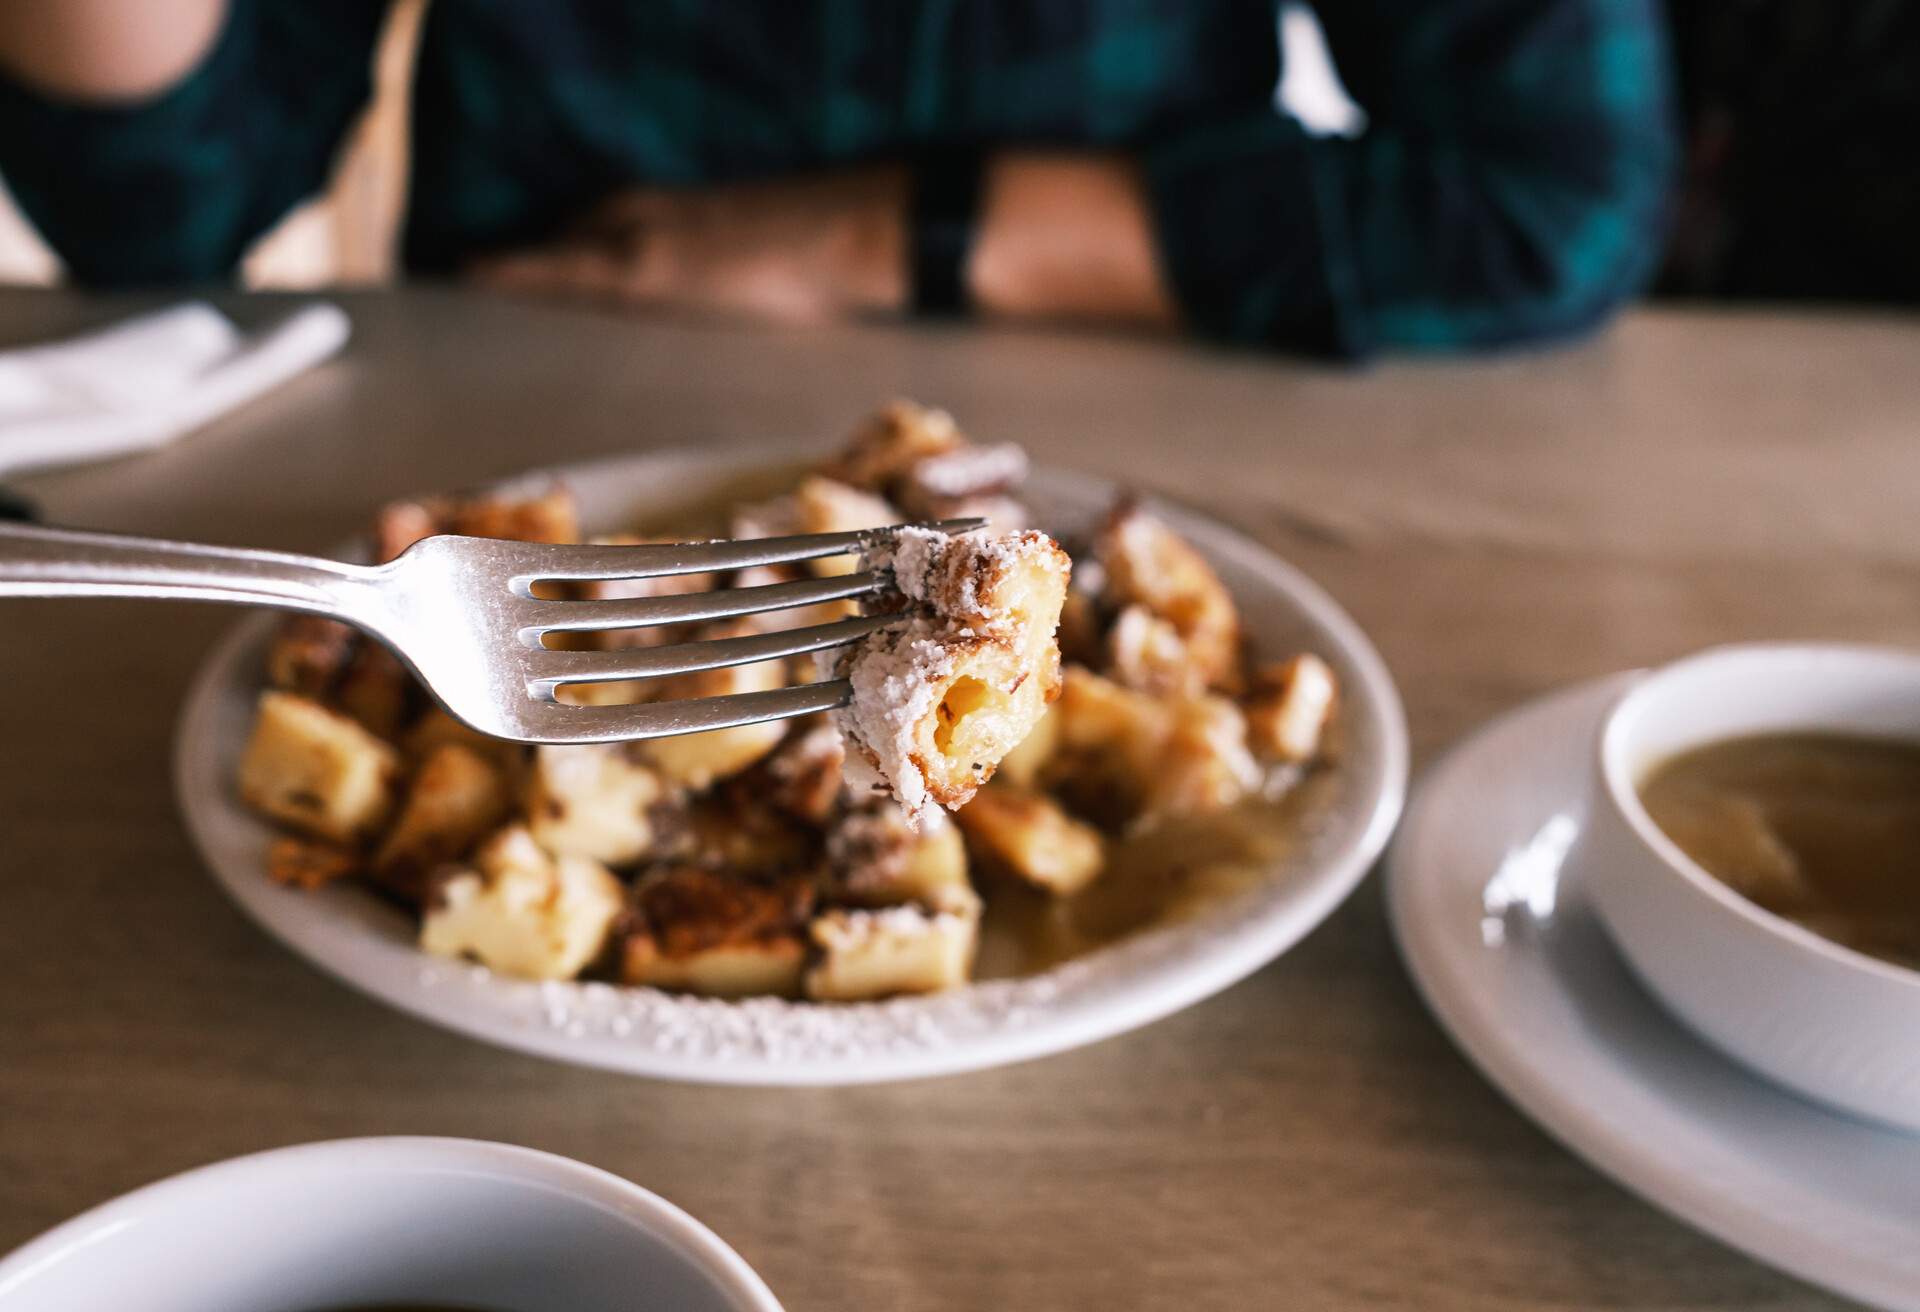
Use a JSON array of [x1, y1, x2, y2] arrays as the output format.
[[174, 447, 1409, 1086], [1386, 675, 1920, 1312]]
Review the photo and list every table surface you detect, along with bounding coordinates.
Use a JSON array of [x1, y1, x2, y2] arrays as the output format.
[[6, 287, 1916, 1311]]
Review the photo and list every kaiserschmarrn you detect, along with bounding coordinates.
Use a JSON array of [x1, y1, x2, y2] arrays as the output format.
[[237, 401, 1341, 1002]]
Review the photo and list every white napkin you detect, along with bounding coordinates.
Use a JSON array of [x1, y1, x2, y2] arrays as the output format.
[[0, 301, 350, 477]]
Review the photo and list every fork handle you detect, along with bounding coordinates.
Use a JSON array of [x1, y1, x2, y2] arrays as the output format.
[[0, 521, 368, 618]]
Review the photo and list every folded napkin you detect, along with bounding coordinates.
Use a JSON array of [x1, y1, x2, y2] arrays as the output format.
[[0, 301, 350, 478]]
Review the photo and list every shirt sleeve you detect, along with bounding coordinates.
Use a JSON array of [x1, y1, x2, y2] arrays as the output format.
[[1142, 0, 1678, 358], [0, 0, 387, 286]]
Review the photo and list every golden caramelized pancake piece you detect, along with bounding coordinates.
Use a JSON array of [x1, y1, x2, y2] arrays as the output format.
[[755, 716, 848, 824], [374, 482, 579, 563], [884, 524, 1070, 639], [840, 630, 1053, 816], [825, 400, 1030, 525], [266, 837, 360, 891], [662, 793, 817, 877], [332, 642, 414, 740], [1243, 654, 1339, 764], [625, 937, 807, 999], [1047, 666, 1259, 828], [992, 702, 1058, 790], [827, 803, 979, 914], [265, 615, 357, 699], [619, 865, 815, 998], [401, 706, 524, 772], [637, 625, 790, 788], [734, 476, 901, 578], [421, 826, 624, 981], [833, 528, 1070, 825], [953, 786, 1106, 897], [1097, 503, 1242, 693], [1047, 663, 1173, 821], [444, 483, 579, 545], [641, 668, 791, 791], [804, 904, 979, 1001], [793, 477, 900, 577], [893, 443, 1030, 516], [1149, 695, 1263, 821], [373, 497, 441, 564], [824, 399, 966, 493], [238, 691, 402, 844], [374, 743, 512, 902], [554, 676, 660, 708], [1106, 604, 1201, 698], [525, 743, 664, 868]]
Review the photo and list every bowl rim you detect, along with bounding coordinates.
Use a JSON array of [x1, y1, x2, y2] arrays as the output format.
[[0, 1136, 783, 1311], [1597, 640, 1920, 994]]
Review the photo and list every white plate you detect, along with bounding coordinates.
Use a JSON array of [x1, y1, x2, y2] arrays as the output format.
[[1387, 676, 1920, 1312], [175, 449, 1408, 1085]]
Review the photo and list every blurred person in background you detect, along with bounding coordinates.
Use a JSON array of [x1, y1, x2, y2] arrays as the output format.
[[0, 0, 1677, 360]]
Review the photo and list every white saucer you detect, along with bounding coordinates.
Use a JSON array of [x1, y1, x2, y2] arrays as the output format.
[[1387, 676, 1920, 1312]]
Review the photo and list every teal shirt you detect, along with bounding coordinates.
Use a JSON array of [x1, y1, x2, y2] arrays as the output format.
[[0, 0, 1677, 357]]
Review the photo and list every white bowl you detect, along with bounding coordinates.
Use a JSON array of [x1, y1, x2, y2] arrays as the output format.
[[0, 1137, 781, 1312], [174, 449, 1408, 1085], [1578, 643, 1920, 1131]]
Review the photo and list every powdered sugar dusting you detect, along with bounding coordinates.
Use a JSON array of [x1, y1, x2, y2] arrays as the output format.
[[906, 443, 1030, 499], [840, 618, 955, 822], [881, 526, 946, 604], [835, 526, 1069, 824], [866, 526, 1065, 632], [513, 787, 1346, 1069], [410, 807, 1348, 1069], [814, 902, 974, 947], [424, 943, 1083, 1063]]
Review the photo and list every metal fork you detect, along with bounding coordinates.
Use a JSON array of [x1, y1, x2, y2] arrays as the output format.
[[0, 519, 979, 742]]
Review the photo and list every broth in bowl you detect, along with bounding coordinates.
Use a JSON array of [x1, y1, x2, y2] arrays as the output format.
[[1639, 731, 1920, 970]]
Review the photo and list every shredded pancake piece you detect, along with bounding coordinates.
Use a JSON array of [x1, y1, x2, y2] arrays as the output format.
[[830, 526, 1070, 826]]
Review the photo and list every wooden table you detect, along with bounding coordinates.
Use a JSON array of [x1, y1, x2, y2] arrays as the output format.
[[5, 288, 1914, 1310]]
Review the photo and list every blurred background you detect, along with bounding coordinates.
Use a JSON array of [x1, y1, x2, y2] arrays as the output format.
[[0, 1, 1907, 335], [0, 0, 427, 290], [0, 0, 1375, 295]]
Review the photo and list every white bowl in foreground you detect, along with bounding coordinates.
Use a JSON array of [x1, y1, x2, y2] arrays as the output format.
[[0, 1137, 781, 1312], [1578, 643, 1920, 1132]]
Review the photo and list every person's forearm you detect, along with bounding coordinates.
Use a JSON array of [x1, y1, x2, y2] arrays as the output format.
[[471, 156, 1179, 331], [967, 154, 1181, 330], [0, 0, 227, 102]]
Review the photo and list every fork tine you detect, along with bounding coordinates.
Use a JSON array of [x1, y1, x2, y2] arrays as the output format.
[[529, 614, 892, 691], [526, 570, 886, 635], [526, 680, 854, 743], [506, 517, 985, 584]]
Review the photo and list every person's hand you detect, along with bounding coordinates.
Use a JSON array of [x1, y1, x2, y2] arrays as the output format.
[[470, 169, 909, 325], [971, 155, 1180, 329]]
